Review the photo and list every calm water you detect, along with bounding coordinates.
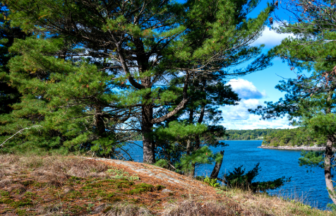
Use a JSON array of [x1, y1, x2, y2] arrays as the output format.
[[124, 140, 332, 210]]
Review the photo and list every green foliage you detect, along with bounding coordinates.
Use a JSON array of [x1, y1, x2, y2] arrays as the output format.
[[223, 129, 282, 141], [2, 0, 272, 163], [126, 183, 154, 195], [262, 128, 327, 147], [204, 176, 220, 188], [224, 163, 289, 192], [299, 151, 324, 169], [0, 5, 27, 115], [176, 146, 216, 174]]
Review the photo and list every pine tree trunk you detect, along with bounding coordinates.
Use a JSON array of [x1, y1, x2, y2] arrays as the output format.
[[190, 135, 201, 177], [142, 104, 155, 164], [95, 105, 106, 137], [186, 138, 194, 177], [325, 137, 336, 204], [210, 150, 224, 179], [324, 90, 336, 204]]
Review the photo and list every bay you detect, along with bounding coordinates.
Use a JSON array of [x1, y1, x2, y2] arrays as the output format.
[[124, 140, 332, 210]]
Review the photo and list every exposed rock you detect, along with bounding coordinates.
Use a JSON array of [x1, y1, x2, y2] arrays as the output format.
[[259, 145, 336, 151], [161, 189, 173, 193]]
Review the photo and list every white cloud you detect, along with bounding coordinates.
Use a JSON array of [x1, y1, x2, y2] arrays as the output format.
[[221, 78, 294, 129], [252, 22, 293, 47], [228, 79, 265, 99], [223, 115, 296, 130], [222, 99, 262, 121]]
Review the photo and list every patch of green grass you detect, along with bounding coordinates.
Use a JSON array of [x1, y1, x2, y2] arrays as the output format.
[[126, 183, 154, 195], [129, 176, 140, 181], [0, 190, 10, 197], [23, 191, 36, 198], [32, 181, 47, 188], [105, 193, 115, 198], [10, 198, 33, 208], [135, 183, 154, 190], [116, 180, 134, 189], [67, 190, 82, 199], [0, 197, 13, 205], [16, 209, 27, 216], [106, 168, 140, 181]]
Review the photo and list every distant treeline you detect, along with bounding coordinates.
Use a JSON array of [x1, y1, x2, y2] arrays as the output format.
[[222, 129, 281, 140], [261, 128, 327, 147]]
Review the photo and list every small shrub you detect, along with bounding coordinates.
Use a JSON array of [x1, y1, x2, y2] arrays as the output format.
[[204, 177, 220, 188]]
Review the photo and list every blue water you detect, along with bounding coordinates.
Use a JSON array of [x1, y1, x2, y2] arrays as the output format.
[[124, 140, 332, 210]]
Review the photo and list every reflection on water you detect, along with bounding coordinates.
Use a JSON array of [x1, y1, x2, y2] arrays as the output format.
[[124, 140, 332, 210]]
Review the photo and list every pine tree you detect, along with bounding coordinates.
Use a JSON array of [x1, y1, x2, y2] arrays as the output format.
[[154, 77, 239, 177], [6, 0, 273, 163], [0, 35, 135, 156], [251, 0, 336, 205], [0, 4, 27, 114]]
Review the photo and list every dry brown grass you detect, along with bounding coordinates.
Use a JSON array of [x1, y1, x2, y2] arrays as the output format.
[[0, 154, 333, 216], [162, 200, 243, 216]]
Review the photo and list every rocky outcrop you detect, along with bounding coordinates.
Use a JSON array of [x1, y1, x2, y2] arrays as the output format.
[[259, 145, 336, 151]]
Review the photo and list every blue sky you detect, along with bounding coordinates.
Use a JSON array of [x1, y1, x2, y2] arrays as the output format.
[[220, 0, 299, 129]]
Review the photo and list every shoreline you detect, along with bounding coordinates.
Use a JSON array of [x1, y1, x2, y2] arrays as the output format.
[[258, 145, 334, 151]]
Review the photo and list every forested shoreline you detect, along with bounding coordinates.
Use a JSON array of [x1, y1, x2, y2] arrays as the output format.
[[222, 129, 282, 140], [261, 128, 327, 147]]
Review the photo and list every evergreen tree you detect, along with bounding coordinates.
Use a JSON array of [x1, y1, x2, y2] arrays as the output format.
[[251, 0, 336, 205], [0, 4, 27, 114], [5, 0, 273, 163], [0, 35, 136, 157]]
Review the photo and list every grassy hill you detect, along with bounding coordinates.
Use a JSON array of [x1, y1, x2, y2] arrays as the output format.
[[0, 155, 332, 215]]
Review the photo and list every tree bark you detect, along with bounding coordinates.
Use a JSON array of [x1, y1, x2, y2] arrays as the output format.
[[325, 137, 336, 204], [142, 72, 190, 163], [210, 150, 224, 179], [95, 105, 106, 137], [191, 102, 206, 176], [142, 104, 155, 164]]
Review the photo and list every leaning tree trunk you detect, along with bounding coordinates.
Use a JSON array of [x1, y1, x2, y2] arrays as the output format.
[[210, 150, 224, 179], [324, 90, 336, 204], [325, 137, 336, 204]]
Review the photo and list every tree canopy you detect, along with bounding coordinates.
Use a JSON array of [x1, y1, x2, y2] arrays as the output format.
[[1, 0, 273, 164]]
